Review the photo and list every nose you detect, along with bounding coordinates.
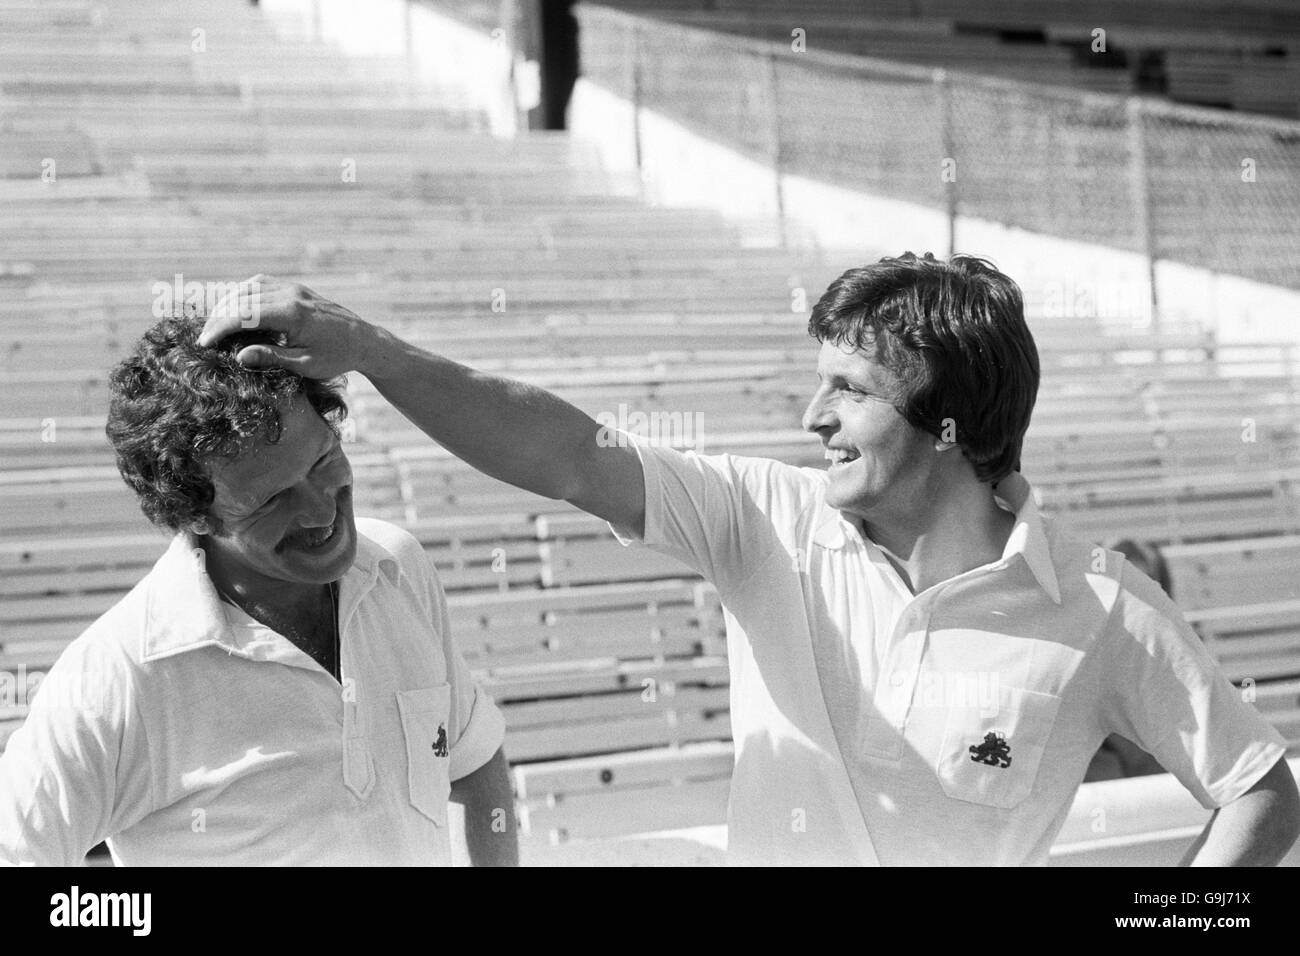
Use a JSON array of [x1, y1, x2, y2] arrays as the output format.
[[297, 482, 338, 527], [801, 385, 836, 434]]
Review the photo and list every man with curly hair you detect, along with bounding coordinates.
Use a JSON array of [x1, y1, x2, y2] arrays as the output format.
[[0, 315, 517, 866], [186, 259, 1298, 866]]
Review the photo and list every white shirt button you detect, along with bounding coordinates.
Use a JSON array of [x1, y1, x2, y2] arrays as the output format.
[[889, 671, 906, 687]]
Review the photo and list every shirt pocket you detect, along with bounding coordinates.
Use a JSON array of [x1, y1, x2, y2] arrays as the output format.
[[396, 685, 453, 827], [935, 686, 1062, 810]]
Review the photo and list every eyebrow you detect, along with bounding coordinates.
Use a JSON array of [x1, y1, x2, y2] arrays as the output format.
[[820, 368, 874, 390]]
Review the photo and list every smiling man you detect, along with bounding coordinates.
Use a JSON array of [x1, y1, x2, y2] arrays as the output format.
[[0, 316, 516, 866], [193, 255, 1299, 866]]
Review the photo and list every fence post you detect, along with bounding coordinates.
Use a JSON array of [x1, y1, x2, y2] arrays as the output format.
[[503, 0, 524, 137], [403, 0, 413, 64], [765, 49, 787, 248], [631, 22, 646, 199], [936, 69, 956, 258], [1127, 96, 1159, 332]]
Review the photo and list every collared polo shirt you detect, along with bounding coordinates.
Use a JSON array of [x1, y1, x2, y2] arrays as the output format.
[[610, 441, 1287, 866], [0, 517, 505, 866]]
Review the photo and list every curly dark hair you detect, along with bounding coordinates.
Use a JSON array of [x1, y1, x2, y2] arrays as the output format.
[[808, 252, 1039, 484], [106, 314, 349, 534]]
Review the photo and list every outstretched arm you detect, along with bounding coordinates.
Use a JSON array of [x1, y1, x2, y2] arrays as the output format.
[[200, 277, 645, 534]]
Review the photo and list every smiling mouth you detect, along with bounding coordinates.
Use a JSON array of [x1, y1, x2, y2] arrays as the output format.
[[824, 447, 861, 467], [296, 520, 338, 550]]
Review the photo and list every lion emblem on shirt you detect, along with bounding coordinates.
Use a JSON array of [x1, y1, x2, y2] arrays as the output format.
[[969, 731, 1012, 768]]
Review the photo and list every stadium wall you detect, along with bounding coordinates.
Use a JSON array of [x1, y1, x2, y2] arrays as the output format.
[[260, 0, 523, 135]]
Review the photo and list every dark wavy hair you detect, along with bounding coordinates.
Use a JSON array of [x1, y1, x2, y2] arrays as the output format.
[[106, 314, 348, 534], [808, 252, 1039, 484]]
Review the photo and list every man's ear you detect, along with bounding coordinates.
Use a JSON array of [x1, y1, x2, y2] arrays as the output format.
[[935, 416, 959, 452]]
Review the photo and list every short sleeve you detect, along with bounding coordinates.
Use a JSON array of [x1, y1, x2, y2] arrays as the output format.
[[421, 548, 506, 782], [1102, 562, 1288, 809], [0, 637, 153, 865], [607, 435, 822, 594], [442, 603, 507, 781]]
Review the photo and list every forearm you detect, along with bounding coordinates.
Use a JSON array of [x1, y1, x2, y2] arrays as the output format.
[[1182, 811, 1277, 866], [1183, 813, 1291, 867], [360, 325, 597, 502], [1180, 759, 1300, 866], [448, 747, 519, 867]]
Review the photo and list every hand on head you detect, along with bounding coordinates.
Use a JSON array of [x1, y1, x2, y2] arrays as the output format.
[[198, 275, 366, 380]]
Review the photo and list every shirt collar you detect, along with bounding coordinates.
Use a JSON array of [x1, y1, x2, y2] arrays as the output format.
[[991, 471, 1062, 605], [812, 470, 1061, 605], [140, 524, 401, 663]]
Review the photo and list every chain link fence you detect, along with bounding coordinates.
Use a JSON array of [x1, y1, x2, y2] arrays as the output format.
[[1144, 108, 1300, 290], [577, 4, 1300, 294], [948, 83, 1146, 254], [778, 55, 947, 211]]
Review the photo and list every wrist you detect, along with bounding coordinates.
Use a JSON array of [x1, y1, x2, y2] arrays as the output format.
[[353, 321, 400, 382]]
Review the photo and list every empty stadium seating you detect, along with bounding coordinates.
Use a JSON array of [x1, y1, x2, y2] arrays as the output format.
[[1164, 535, 1300, 746], [2, 0, 1297, 864]]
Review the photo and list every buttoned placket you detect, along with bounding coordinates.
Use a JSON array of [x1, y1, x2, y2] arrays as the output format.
[[861, 591, 932, 761], [860, 550, 1015, 762], [336, 567, 376, 800], [218, 569, 378, 799]]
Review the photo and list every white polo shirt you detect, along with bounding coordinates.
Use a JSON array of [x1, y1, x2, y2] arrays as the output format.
[[0, 517, 506, 866], [611, 442, 1288, 866]]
